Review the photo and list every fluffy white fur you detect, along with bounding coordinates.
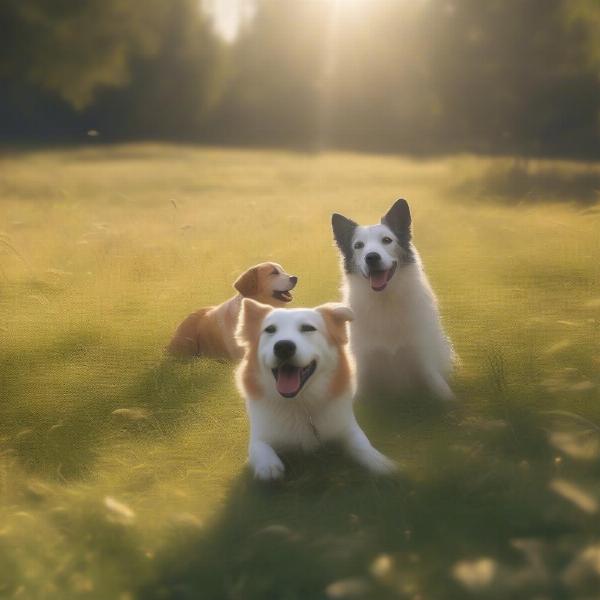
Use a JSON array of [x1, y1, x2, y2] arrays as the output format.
[[235, 301, 396, 481], [333, 200, 455, 401], [344, 250, 454, 399]]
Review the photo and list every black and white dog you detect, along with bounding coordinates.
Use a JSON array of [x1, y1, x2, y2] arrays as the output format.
[[331, 199, 455, 401]]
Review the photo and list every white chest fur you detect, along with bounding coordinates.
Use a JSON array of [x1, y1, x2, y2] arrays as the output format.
[[343, 257, 454, 399]]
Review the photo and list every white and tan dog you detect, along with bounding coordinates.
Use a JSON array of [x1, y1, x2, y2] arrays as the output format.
[[235, 299, 396, 480], [167, 262, 297, 360], [332, 199, 455, 401]]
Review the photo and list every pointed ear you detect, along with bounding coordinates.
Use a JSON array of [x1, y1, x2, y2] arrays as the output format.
[[236, 298, 272, 346], [382, 199, 411, 241], [316, 303, 354, 345], [234, 266, 259, 297], [332, 213, 358, 272]]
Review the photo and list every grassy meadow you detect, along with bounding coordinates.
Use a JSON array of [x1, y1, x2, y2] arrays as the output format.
[[1, 144, 599, 599]]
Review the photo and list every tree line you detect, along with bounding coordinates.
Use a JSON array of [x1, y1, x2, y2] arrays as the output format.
[[1, 0, 599, 158]]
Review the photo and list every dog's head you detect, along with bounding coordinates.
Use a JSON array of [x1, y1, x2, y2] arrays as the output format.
[[331, 199, 415, 292], [234, 262, 298, 306], [237, 299, 354, 399]]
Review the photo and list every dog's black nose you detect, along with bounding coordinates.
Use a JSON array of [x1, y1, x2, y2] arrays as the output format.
[[289, 276, 298, 286], [274, 340, 296, 360], [365, 252, 381, 265]]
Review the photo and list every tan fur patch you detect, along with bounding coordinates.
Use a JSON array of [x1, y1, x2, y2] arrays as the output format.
[[328, 347, 352, 398], [241, 349, 262, 399], [166, 307, 211, 357], [317, 303, 353, 345], [234, 266, 259, 296], [253, 262, 288, 306], [194, 307, 231, 356], [234, 262, 282, 303], [237, 298, 273, 398], [316, 303, 354, 397], [167, 262, 292, 359]]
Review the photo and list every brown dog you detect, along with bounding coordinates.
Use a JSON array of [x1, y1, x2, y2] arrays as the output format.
[[167, 262, 298, 359]]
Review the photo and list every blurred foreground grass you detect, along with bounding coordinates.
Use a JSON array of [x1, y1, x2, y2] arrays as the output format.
[[1, 144, 599, 599]]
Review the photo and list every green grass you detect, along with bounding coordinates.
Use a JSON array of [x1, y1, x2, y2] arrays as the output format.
[[1, 144, 599, 599]]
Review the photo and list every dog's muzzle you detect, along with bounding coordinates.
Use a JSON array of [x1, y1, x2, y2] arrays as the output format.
[[366, 261, 397, 292], [271, 360, 317, 398], [272, 275, 298, 303]]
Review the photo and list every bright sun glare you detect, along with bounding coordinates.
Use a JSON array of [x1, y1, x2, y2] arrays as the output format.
[[204, 0, 368, 42]]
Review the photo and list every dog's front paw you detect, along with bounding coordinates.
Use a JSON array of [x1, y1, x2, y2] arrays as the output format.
[[253, 456, 285, 481], [438, 386, 456, 403], [362, 449, 398, 475]]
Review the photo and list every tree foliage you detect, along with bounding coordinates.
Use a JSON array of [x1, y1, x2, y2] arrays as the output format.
[[0, 0, 170, 108], [0, 0, 599, 158]]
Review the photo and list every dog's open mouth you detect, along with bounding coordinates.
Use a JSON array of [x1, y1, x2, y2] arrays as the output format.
[[369, 262, 397, 291], [272, 290, 293, 303], [272, 360, 317, 398]]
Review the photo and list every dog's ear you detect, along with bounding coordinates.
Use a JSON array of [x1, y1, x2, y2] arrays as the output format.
[[234, 266, 259, 297], [332, 213, 358, 272], [236, 298, 272, 347], [381, 199, 411, 242], [317, 303, 354, 345]]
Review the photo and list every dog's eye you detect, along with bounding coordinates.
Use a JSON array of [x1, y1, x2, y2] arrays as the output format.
[[264, 325, 277, 334], [353, 241, 364, 250], [300, 324, 316, 333], [382, 236, 393, 244], [270, 269, 279, 276]]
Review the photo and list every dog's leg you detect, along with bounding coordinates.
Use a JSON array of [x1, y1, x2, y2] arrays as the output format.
[[421, 368, 455, 401], [342, 421, 397, 474], [248, 439, 285, 481], [354, 352, 384, 401]]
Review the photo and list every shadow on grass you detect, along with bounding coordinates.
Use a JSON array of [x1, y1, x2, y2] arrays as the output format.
[[137, 391, 600, 600], [459, 160, 600, 205], [138, 448, 569, 599], [0, 330, 228, 479]]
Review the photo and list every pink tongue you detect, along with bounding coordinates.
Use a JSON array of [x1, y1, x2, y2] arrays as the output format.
[[370, 270, 388, 290], [276, 367, 301, 395]]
